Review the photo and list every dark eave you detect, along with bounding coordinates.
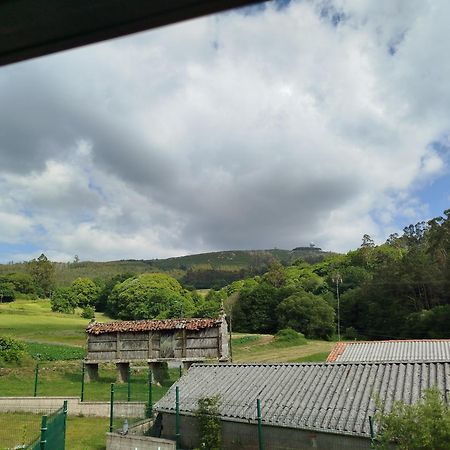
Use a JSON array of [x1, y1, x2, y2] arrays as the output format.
[[0, 0, 264, 67]]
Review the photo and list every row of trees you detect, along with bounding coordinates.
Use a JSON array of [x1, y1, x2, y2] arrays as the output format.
[[4, 210, 450, 341], [230, 261, 336, 339], [0, 253, 55, 301], [50, 272, 223, 321]]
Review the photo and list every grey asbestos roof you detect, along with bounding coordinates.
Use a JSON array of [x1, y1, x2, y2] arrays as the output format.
[[327, 340, 450, 363], [154, 362, 450, 437]]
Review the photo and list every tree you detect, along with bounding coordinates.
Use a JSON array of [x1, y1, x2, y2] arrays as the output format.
[[51, 287, 76, 313], [276, 292, 335, 339], [107, 273, 193, 320], [0, 282, 16, 302], [233, 282, 293, 333], [26, 253, 55, 297], [98, 273, 135, 312], [0, 272, 35, 295], [69, 277, 99, 308], [374, 387, 450, 449]]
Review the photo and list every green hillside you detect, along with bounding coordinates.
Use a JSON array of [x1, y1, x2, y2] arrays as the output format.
[[0, 247, 335, 288]]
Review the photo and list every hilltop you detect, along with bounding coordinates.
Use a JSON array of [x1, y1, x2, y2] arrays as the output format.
[[0, 247, 335, 289]]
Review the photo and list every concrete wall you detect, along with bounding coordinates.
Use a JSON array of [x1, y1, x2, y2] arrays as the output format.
[[106, 433, 175, 450], [160, 413, 372, 450], [0, 397, 145, 418]]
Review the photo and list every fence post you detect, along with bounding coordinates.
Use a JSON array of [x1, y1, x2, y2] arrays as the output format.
[[39, 415, 48, 450], [257, 398, 264, 450], [179, 365, 182, 378], [109, 383, 115, 433], [127, 365, 131, 402], [80, 363, 85, 402], [147, 369, 153, 418], [34, 363, 39, 397], [63, 400, 68, 447], [176, 386, 180, 450]]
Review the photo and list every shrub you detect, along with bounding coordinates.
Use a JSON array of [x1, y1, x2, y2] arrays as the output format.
[[0, 336, 26, 362], [274, 328, 307, 346], [374, 387, 450, 449], [195, 395, 222, 450], [81, 305, 95, 319]]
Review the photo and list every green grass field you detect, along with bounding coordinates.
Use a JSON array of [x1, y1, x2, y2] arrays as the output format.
[[0, 299, 111, 346], [0, 412, 109, 450], [231, 333, 334, 363]]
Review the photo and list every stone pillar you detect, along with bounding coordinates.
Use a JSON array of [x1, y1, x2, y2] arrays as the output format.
[[116, 362, 130, 383], [149, 362, 169, 386], [85, 363, 99, 382]]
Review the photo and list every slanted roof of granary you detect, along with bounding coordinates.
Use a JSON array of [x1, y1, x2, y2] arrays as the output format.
[[154, 361, 450, 438], [326, 339, 450, 363], [87, 317, 223, 335]]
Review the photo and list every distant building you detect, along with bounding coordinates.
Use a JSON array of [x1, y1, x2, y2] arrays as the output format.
[[153, 361, 450, 450], [327, 339, 450, 363]]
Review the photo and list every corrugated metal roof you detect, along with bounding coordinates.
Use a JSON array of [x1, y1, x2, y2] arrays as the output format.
[[86, 317, 222, 335], [327, 340, 450, 362], [154, 362, 450, 437]]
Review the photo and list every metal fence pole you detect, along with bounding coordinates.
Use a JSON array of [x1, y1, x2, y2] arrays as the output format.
[[109, 383, 115, 433], [127, 365, 131, 402], [34, 363, 39, 397], [179, 365, 182, 378], [80, 363, 85, 402], [147, 369, 153, 418], [40, 415, 48, 450], [257, 398, 264, 450], [63, 400, 68, 448], [176, 386, 180, 450]]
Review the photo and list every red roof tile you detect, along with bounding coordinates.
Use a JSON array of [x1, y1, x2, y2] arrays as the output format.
[[87, 317, 223, 335]]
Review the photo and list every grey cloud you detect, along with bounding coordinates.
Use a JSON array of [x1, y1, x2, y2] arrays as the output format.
[[0, 0, 449, 261]]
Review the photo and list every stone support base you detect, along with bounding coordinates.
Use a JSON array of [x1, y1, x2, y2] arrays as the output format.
[[85, 363, 99, 382], [116, 362, 130, 384]]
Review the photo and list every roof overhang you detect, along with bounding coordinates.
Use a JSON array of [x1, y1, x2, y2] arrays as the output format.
[[0, 0, 264, 67]]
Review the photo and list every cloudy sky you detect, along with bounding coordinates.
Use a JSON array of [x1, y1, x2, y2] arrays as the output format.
[[1, 0, 449, 263]]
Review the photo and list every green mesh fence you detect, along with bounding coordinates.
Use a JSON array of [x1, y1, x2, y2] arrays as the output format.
[[28, 401, 67, 450]]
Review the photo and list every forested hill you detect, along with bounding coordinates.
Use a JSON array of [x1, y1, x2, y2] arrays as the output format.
[[0, 247, 335, 289]]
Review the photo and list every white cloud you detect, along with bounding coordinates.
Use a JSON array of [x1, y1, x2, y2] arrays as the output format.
[[1, 0, 450, 261]]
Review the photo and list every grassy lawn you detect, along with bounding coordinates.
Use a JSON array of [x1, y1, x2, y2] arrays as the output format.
[[0, 360, 178, 402], [231, 334, 335, 363], [0, 299, 110, 346], [0, 412, 108, 450]]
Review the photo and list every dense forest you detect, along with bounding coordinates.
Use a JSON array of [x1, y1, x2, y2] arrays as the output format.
[[1, 210, 449, 340]]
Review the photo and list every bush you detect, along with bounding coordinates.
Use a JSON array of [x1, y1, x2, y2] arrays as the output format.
[[0, 336, 26, 362], [51, 287, 76, 313], [274, 328, 307, 346], [374, 387, 450, 449], [0, 283, 16, 302], [195, 395, 222, 450], [81, 305, 95, 319]]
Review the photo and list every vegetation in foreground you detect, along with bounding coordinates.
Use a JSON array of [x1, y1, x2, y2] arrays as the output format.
[[374, 387, 450, 450]]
